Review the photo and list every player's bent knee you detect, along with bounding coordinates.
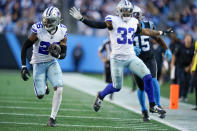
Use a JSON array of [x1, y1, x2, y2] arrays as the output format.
[[143, 74, 152, 82], [37, 95, 44, 99]]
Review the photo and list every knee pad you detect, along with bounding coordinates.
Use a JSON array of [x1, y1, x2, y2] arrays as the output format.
[[37, 95, 44, 99]]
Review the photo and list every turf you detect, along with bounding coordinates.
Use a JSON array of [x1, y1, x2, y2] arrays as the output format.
[[84, 73, 196, 105], [0, 70, 178, 131]]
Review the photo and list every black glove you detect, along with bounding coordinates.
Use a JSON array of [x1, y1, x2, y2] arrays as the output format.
[[48, 44, 61, 58], [160, 28, 173, 35], [21, 66, 30, 81]]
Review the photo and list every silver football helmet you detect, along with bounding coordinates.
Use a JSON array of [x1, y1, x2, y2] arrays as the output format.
[[42, 6, 61, 32], [132, 5, 143, 21], [116, 0, 134, 22]]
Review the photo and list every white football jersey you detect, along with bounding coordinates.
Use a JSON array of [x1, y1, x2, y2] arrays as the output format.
[[105, 15, 139, 60], [30, 22, 67, 64]]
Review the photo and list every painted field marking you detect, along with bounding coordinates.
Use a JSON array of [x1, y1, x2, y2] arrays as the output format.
[[0, 121, 168, 130], [0, 106, 125, 113], [0, 112, 143, 121]]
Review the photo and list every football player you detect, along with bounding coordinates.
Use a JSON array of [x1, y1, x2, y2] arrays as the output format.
[[21, 6, 67, 127], [132, 5, 172, 121], [69, 0, 171, 116]]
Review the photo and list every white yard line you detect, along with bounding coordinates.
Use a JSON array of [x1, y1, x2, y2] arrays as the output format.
[[0, 121, 170, 130], [0, 106, 125, 113], [0, 112, 142, 121], [0, 121, 131, 129], [0, 121, 168, 130], [62, 73, 197, 131]]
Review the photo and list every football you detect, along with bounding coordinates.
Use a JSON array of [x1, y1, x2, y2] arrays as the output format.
[[49, 44, 61, 54]]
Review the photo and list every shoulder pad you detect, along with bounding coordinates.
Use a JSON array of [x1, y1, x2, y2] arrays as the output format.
[[31, 22, 43, 33], [105, 15, 113, 22], [60, 24, 68, 37]]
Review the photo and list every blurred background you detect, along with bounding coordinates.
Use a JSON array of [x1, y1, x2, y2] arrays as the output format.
[[0, 0, 197, 105]]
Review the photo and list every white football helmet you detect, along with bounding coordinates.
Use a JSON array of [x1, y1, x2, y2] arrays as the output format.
[[132, 5, 143, 21], [116, 0, 134, 22], [42, 6, 61, 32]]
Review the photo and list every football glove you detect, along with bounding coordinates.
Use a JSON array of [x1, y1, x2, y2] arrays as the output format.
[[48, 44, 61, 58], [21, 66, 30, 81], [160, 28, 173, 35], [134, 46, 141, 56], [164, 49, 172, 62], [69, 7, 83, 21]]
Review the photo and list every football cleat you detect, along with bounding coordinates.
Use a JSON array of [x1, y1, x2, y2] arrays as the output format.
[[93, 92, 102, 112], [158, 105, 166, 119], [149, 105, 166, 115], [142, 110, 150, 122], [47, 118, 56, 127], [45, 83, 50, 95]]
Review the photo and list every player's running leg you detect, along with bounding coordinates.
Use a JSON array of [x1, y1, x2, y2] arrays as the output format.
[[93, 58, 123, 112], [133, 74, 150, 122], [47, 61, 63, 127], [33, 63, 47, 99], [146, 57, 166, 118], [128, 55, 165, 115]]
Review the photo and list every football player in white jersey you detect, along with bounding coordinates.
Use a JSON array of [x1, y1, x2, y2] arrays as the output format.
[[21, 6, 67, 127], [70, 0, 172, 115]]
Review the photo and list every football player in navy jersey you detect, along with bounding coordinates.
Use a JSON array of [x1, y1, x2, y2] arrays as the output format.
[[132, 5, 172, 121], [21, 6, 67, 127]]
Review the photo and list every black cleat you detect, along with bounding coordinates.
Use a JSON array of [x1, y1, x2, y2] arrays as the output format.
[[93, 92, 102, 112], [150, 105, 166, 115], [158, 106, 166, 119], [45, 83, 50, 95], [142, 110, 150, 122], [47, 118, 56, 127]]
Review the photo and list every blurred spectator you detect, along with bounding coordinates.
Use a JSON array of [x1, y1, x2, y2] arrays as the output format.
[[72, 43, 83, 72], [152, 38, 165, 81], [0, 0, 58, 35], [171, 34, 194, 102]]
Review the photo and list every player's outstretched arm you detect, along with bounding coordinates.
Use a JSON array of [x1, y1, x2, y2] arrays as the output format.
[[69, 7, 107, 29], [21, 32, 38, 81], [136, 24, 173, 37], [152, 36, 172, 61]]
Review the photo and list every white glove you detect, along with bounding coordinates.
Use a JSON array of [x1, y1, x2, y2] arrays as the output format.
[[69, 7, 83, 21]]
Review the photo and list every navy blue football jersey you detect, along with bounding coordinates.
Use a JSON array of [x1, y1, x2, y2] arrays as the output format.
[[133, 21, 154, 60]]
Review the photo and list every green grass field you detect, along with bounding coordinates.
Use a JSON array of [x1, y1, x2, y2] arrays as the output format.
[[0, 70, 178, 131], [84, 73, 196, 105]]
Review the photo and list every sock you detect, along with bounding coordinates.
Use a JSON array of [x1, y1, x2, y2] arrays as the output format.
[[137, 89, 147, 111], [50, 87, 63, 119], [99, 83, 120, 99], [152, 78, 161, 106], [143, 74, 155, 103]]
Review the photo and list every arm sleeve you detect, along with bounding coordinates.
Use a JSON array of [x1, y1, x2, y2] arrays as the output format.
[[59, 45, 67, 59], [21, 39, 34, 66], [82, 19, 107, 29]]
